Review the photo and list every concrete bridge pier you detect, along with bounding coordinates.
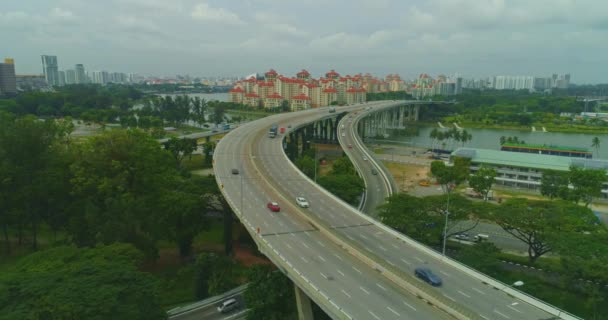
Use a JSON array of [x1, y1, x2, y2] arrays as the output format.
[[294, 286, 314, 320]]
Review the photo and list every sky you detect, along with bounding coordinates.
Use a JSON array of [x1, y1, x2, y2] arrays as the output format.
[[1, 0, 607, 83]]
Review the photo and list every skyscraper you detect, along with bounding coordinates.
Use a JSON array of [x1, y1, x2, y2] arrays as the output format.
[[75, 64, 87, 84], [0, 58, 17, 95], [66, 69, 76, 84], [41, 55, 59, 86], [58, 70, 66, 86]]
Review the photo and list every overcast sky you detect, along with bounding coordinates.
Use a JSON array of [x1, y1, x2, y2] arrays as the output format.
[[2, 0, 606, 83]]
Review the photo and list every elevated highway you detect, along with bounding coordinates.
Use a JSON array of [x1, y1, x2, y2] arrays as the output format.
[[213, 101, 579, 320]]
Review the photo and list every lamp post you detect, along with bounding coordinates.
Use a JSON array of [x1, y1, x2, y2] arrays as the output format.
[[442, 185, 452, 256]]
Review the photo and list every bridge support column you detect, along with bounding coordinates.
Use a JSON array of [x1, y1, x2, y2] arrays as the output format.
[[294, 286, 314, 320]]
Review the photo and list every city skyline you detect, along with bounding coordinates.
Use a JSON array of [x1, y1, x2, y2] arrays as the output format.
[[1, 1, 606, 83]]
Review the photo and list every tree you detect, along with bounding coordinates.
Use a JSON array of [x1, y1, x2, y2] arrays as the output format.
[[212, 104, 226, 124], [468, 166, 496, 201], [159, 174, 208, 258], [69, 129, 176, 258], [540, 169, 570, 200], [378, 194, 442, 243], [317, 174, 364, 206], [457, 242, 501, 273], [430, 158, 470, 253], [489, 198, 597, 263], [245, 265, 296, 320], [295, 155, 315, 178], [0, 244, 167, 320], [194, 252, 238, 299], [592, 137, 600, 157], [163, 137, 198, 169], [568, 166, 607, 207], [202, 141, 216, 166], [280, 100, 290, 112]]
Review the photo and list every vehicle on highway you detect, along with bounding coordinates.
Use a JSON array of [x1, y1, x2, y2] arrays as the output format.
[[473, 233, 489, 242], [348, 144, 352, 149], [414, 267, 442, 286], [419, 180, 431, 187], [295, 197, 310, 208], [453, 232, 470, 240], [341, 133, 345, 137], [363, 156, 368, 161], [329, 106, 336, 113], [268, 124, 278, 138], [287, 124, 292, 128], [231, 168, 239, 175], [371, 168, 378, 175], [267, 201, 281, 212], [217, 298, 239, 313]]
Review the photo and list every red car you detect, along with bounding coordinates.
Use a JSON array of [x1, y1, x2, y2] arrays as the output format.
[[267, 202, 280, 212]]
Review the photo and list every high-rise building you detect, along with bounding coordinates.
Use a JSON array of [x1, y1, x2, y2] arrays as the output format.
[[75, 64, 87, 84], [66, 69, 76, 84], [58, 70, 66, 86], [0, 58, 17, 95], [41, 55, 59, 86]]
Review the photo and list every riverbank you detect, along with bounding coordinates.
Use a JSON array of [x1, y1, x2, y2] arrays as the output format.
[[434, 119, 608, 134]]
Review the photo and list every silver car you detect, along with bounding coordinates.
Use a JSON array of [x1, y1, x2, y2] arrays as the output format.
[[296, 197, 310, 208]]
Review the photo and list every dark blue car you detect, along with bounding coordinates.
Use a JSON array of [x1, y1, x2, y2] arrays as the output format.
[[415, 267, 442, 286]]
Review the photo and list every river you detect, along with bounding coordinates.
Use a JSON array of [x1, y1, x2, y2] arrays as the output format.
[[391, 125, 608, 159], [161, 92, 229, 102]]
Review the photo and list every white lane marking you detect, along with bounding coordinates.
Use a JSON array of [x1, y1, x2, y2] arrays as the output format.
[[290, 233, 296, 238], [360, 234, 369, 240], [387, 306, 400, 316], [494, 309, 510, 319], [337, 270, 345, 277], [387, 260, 396, 267], [400, 258, 411, 265], [443, 294, 456, 302], [414, 256, 424, 262], [352, 266, 362, 274], [376, 283, 387, 291], [364, 246, 373, 252], [316, 241, 325, 247], [318, 255, 326, 262], [368, 310, 380, 320], [333, 253, 344, 261], [480, 315, 490, 320], [439, 270, 451, 277], [300, 257, 309, 263], [341, 289, 351, 298], [286, 244, 293, 249], [305, 232, 312, 238], [359, 286, 370, 295], [507, 305, 522, 314], [391, 244, 399, 249], [320, 272, 328, 279], [263, 221, 269, 227], [457, 290, 471, 298], [403, 301, 417, 311], [346, 235, 355, 241], [378, 245, 387, 252], [472, 287, 486, 295], [302, 242, 310, 249]]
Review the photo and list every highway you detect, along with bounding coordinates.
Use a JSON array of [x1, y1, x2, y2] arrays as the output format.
[[213, 101, 578, 320]]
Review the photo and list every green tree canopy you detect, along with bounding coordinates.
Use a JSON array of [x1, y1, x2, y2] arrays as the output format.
[[245, 265, 296, 320], [468, 166, 497, 201], [0, 244, 167, 320]]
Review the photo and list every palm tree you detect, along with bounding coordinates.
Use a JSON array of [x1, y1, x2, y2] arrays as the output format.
[[592, 137, 601, 158]]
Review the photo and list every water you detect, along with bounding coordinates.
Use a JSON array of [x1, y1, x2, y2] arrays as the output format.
[[394, 125, 608, 159], [161, 92, 229, 102]]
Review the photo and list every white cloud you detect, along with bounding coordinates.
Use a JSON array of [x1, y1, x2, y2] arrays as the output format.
[[191, 3, 244, 25]]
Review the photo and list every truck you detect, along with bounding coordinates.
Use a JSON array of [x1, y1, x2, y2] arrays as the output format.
[[269, 124, 278, 138]]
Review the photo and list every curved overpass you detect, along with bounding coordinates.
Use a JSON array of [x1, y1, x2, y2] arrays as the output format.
[[213, 101, 579, 320]]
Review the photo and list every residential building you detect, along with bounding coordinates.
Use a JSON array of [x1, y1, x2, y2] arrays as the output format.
[[452, 147, 608, 196], [16, 75, 47, 91], [0, 58, 17, 95], [493, 76, 534, 90], [41, 55, 59, 86], [66, 69, 76, 84], [290, 93, 311, 111], [58, 70, 66, 86], [75, 64, 87, 84], [264, 92, 283, 109]]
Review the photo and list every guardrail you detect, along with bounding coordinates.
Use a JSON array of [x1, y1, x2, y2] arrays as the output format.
[[167, 284, 248, 318]]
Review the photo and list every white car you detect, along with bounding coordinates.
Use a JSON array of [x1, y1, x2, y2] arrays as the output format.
[[363, 156, 368, 161], [296, 197, 310, 208]]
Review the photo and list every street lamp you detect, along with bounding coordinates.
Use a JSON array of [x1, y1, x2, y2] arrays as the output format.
[[442, 184, 453, 256]]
